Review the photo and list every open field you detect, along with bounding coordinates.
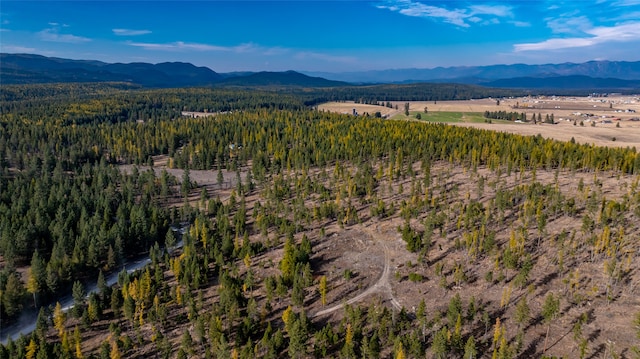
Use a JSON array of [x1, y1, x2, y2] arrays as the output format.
[[318, 102, 400, 117], [319, 96, 640, 148]]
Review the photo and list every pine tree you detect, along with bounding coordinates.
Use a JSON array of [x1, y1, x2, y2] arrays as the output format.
[[288, 311, 308, 359], [53, 301, 67, 338], [2, 272, 25, 317], [25, 338, 37, 359], [464, 336, 477, 359], [542, 293, 560, 353], [395, 339, 405, 359], [26, 267, 40, 307], [97, 270, 108, 302], [514, 296, 530, 329], [432, 327, 449, 359], [109, 337, 121, 359], [319, 276, 327, 306], [74, 326, 84, 359]]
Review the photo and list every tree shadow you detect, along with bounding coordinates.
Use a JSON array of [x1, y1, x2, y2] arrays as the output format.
[[521, 334, 544, 358], [587, 328, 601, 343], [587, 343, 606, 359], [534, 271, 559, 290], [547, 325, 574, 352]]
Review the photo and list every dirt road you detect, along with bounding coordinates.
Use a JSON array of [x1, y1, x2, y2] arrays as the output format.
[[313, 225, 401, 317]]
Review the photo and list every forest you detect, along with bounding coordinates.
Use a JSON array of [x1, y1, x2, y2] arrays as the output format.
[[1, 83, 639, 359]]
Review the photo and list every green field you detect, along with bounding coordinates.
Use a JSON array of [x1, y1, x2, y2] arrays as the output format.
[[391, 111, 487, 123], [391, 111, 522, 125]]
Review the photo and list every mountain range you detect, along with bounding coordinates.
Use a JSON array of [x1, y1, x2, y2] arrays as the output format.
[[1, 53, 640, 90], [305, 61, 640, 85]]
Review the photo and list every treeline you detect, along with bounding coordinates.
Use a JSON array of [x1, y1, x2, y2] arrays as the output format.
[[483, 111, 558, 124], [96, 111, 639, 174], [296, 83, 527, 106], [1, 86, 306, 126], [483, 111, 528, 121], [0, 83, 141, 103]]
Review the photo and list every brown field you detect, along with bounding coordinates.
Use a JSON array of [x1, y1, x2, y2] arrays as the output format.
[[319, 96, 640, 148]]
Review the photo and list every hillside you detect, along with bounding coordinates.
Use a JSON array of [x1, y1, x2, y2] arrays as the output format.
[[0, 54, 350, 88], [217, 70, 350, 87], [307, 60, 640, 84], [482, 75, 640, 89], [0, 53, 223, 87], [4, 54, 640, 91]]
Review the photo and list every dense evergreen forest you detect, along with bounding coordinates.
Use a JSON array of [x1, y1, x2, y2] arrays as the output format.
[[291, 83, 526, 106], [1, 83, 639, 358]]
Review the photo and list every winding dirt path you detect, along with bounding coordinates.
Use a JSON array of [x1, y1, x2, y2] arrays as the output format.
[[313, 225, 402, 317]]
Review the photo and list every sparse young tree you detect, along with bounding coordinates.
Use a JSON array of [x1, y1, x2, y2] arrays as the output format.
[[53, 301, 66, 339], [319, 276, 327, 306], [464, 336, 477, 359], [542, 293, 560, 353], [514, 296, 530, 329]]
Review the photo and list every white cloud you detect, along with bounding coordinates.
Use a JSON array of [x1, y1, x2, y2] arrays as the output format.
[[376, 0, 470, 27], [514, 37, 595, 51], [128, 41, 227, 51], [611, 10, 640, 21], [294, 51, 357, 64], [113, 28, 151, 36], [469, 4, 513, 17], [47, 22, 69, 27], [127, 41, 259, 53], [615, 0, 640, 6], [514, 22, 640, 51], [38, 28, 91, 43], [509, 20, 531, 27], [589, 22, 640, 40], [1, 45, 36, 53], [376, 0, 520, 28], [546, 15, 592, 35], [262, 46, 289, 56]]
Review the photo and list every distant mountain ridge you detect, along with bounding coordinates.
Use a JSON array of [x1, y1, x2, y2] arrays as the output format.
[[305, 60, 640, 84], [1, 53, 639, 90], [218, 70, 349, 87], [0, 53, 222, 87], [0, 53, 347, 88], [482, 75, 640, 89]]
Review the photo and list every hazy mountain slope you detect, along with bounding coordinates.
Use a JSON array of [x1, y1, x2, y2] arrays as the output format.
[[3, 53, 640, 90], [482, 75, 640, 89], [0, 53, 222, 87], [306, 61, 640, 84], [216, 70, 350, 87]]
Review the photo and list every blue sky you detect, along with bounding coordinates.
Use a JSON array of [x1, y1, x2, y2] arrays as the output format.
[[1, 1, 640, 72]]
